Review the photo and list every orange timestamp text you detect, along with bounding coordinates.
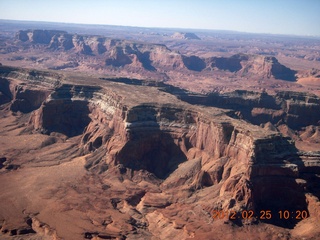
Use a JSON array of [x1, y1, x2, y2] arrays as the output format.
[[211, 209, 308, 220]]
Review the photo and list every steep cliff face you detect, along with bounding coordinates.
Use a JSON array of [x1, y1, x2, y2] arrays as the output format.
[[16, 29, 67, 44], [172, 32, 201, 40], [105, 46, 134, 67], [46, 80, 315, 222], [0, 77, 12, 105], [49, 33, 74, 51], [249, 138, 309, 212], [1, 66, 319, 239], [72, 35, 93, 55], [180, 90, 320, 131], [6, 67, 313, 217], [76, 88, 319, 228], [182, 55, 206, 71], [276, 91, 320, 129], [0, 66, 56, 112], [14, 30, 299, 81], [10, 87, 50, 113], [29, 85, 96, 136], [206, 54, 297, 80], [206, 54, 247, 72]]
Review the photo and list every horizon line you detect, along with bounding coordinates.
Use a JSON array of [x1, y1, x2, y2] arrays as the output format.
[[1, 18, 320, 39]]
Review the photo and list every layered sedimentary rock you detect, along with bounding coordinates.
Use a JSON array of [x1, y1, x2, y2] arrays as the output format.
[[14, 30, 299, 81], [0, 66, 319, 239], [16, 29, 67, 44], [5, 67, 317, 206], [103, 78, 320, 133], [172, 89, 319, 133], [171, 32, 201, 40], [206, 54, 297, 81], [0, 66, 58, 112]]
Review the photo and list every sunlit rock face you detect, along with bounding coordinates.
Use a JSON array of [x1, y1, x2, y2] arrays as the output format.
[[0, 65, 319, 239], [15, 30, 299, 82]]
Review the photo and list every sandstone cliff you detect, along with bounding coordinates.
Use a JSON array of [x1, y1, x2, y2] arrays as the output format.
[[14, 30, 298, 81], [172, 32, 201, 40], [0, 66, 319, 239], [198, 90, 320, 130], [206, 54, 297, 81], [16, 29, 67, 44]]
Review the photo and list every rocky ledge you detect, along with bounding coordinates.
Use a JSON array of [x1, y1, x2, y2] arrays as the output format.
[[0, 66, 319, 239], [13, 29, 298, 81]]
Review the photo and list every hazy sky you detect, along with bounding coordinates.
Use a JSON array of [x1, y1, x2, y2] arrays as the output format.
[[1, 0, 319, 36]]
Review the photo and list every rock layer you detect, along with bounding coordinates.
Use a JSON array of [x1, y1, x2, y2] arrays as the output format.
[[171, 32, 201, 40], [0, 65, 319, 239], [14, 30, 298, 81]]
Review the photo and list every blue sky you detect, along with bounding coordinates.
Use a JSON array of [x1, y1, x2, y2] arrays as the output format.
[[0, 0, 319, 36]]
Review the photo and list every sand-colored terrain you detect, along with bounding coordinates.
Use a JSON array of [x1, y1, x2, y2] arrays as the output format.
[[0, 21, 320, 239]]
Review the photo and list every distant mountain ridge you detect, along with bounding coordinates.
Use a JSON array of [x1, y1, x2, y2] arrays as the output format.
[[15, 29, 297, 81], [171, 32, 201, 40]]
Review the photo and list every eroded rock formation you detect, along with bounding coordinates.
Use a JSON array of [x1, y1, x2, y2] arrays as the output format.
[[171, 32, 201, 40], [14, 30, 299, 81], [206, 54, 297, 80], [0, 65, 319, 239], [16, 29, 67, 44]]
